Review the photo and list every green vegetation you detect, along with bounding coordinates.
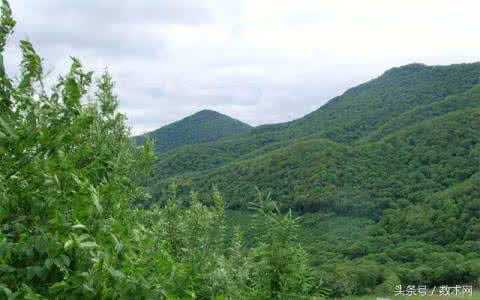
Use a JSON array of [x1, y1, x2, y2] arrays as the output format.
[[155, 106, 480, 216], [144, 49, 480, 297], [134, 109, 252, 153], [343, 295, 480, 300], [2, 1, 480, 298], [149, 62, 480, 184], [164, 105, 480, 297], [0, 4, 320, 299], [227, 209, 480, 298]]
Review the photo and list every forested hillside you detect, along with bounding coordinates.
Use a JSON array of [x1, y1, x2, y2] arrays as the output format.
[[150, 63, 480, 204], [149, 63, 480, 184], [187, 107, 480, 215], [134, 109, 252, 153], [3, 0, 480, 297], [146, 60, 480, 296]]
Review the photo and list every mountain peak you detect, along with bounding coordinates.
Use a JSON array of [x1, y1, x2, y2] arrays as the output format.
[[380, 63, 428, 78], [195, 109, 220, 115], [136, 109, 251, 153], [189, 109, 225, 119]]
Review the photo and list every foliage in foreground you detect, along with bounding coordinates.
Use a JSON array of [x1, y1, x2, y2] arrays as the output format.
[[0, 2, 318, 299]]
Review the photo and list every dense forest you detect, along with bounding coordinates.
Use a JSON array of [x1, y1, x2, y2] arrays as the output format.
[[2, 0, 480, 298], [140, 37, 480, 298]]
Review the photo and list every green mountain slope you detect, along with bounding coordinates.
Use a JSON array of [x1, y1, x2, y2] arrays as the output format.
[[381, 170, 480, 245], [145, 62, 480, 292], [151, 63, 480, 182], [363, 82, 480, 142], [147, 62, 480, 242], [178, 108, 479, 215], [135, 109, 252, 153], [199, 107, 480, 292], [289, 63, 480, 142]]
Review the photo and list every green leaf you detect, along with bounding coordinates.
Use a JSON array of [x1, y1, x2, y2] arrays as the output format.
[[82, 283, 95, 294], [79, 241, 97, 249], [0, 284, 12, 299], [107, 266, 125, 279], [77, 234, 90, 243], [49, 281, 67, 291], [59, 255, 71, 267], [44, 258, 54, 270], [0, 0, 16, 52], [0, 115, 15, 138], [64, 240, 74, 250], [71, 224, 87, 231], [111, 234, 124, 254], [89, 185, 103, 214]]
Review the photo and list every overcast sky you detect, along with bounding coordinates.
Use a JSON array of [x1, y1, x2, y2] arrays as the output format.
[[4, 1, 480, 134]]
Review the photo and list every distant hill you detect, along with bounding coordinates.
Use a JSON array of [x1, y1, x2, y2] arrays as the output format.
[[141, 62, 480, 291], [141, 63, 480, 215], [191, 106, 480, 215], [148, 62, 480, 182], [134, 109, 252, 153]]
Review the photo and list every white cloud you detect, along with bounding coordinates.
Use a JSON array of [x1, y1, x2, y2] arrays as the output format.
[[4, 0, 480, 134]]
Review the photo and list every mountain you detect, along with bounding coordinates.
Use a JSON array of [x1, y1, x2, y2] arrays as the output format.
[[149, 62, 480, 183], [145, 62, 480, 220], [135, 109, 252, 153], [192, 106, 480, 215], [141, 62, 480, 292], [145, 61, 480, 212]]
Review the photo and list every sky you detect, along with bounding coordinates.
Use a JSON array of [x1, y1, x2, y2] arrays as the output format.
[[4, 0, 480, 134]]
